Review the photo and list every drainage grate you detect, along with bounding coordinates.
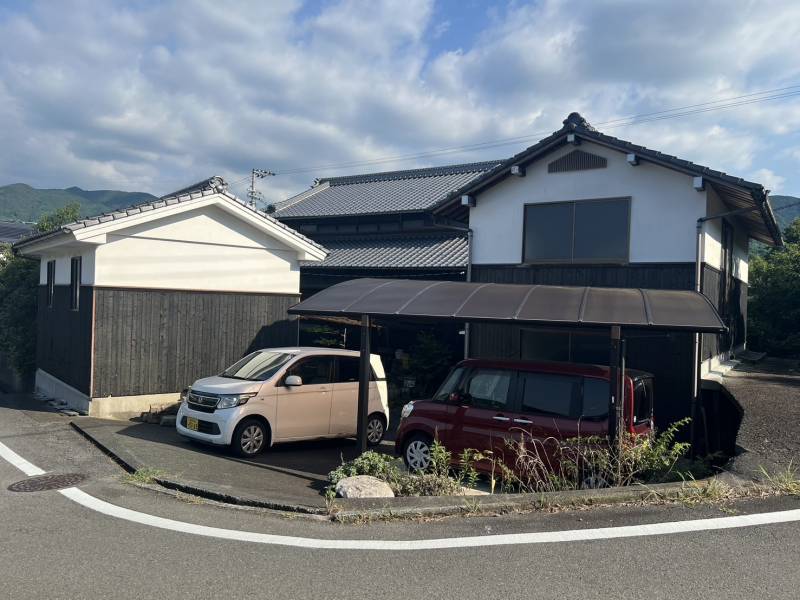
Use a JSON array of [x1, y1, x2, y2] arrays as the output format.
[[8, 473, 87, 492]]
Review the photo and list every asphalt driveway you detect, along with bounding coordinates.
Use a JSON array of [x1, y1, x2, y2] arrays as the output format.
[[71, 414, 397, 510], [722, 357, 800, 477]]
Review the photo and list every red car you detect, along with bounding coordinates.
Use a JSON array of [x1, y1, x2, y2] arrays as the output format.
[[395, 359, 654, 472]]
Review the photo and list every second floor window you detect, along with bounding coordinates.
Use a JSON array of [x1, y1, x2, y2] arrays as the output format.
[[523, 197, 630, 263], [70, 257, 82, 310], [46, 260, 55, 308]]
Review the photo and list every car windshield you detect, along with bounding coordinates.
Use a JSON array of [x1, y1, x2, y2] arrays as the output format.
[[221, 351, 294, 381]]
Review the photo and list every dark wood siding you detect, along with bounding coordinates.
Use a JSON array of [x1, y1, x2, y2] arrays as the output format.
[[469, 263, 697, 426], [300, 267, 466, 298], [471, 263, 696, 288], [36, 285, 93, 394], [92, 288, 299, 398]]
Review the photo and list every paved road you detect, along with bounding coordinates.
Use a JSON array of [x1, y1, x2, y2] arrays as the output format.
[[1, 394, 799, 600]]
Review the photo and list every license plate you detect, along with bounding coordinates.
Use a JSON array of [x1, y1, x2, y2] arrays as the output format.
[[186, 416, 199, 432]]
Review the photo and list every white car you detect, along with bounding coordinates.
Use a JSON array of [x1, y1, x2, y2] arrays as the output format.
[[176, 347, 389, 457]]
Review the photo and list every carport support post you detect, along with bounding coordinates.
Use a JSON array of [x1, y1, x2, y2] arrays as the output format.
[[356, 314, 371, 453], [608, 326, 623, 450]]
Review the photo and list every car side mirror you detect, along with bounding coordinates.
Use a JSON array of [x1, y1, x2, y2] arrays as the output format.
[[450, 391, 470, 405], [285, 375, 303, 387]]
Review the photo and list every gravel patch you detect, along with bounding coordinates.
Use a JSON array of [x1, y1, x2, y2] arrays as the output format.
[[722, 357, 800, 475]]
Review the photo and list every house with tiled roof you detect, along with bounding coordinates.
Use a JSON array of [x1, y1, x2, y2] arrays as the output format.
[[0, 220, 34, 244], [272, 161, 499, 295], [279, 113, 782, 451], [13, 176, 326, 417]]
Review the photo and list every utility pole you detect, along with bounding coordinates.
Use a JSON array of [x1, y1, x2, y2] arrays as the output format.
[[247, 168, 275, 209]]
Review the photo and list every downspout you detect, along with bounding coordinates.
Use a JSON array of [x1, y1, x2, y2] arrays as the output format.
[[464, 228, 473, 359], [692, 219, 704, 452]]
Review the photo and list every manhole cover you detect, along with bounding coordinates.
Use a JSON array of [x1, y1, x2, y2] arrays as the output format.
[[8, 473, 87, 492]]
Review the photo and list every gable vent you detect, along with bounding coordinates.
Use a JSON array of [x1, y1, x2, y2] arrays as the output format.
[[548, 149, 607, 173]]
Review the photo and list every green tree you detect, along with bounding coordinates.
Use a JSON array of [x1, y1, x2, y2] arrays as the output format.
[[0, 203, 81, 376], [35, 202, 80, 233], [748, 218, 800, 356]]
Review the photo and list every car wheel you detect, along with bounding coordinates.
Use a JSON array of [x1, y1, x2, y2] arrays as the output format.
[[403, 434, 432, 471], [232, 418, 269, 458], [366, 413, 386, 446]]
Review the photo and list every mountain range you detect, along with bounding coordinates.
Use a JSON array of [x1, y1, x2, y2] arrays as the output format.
[[0, 183, 157, 223], [0, 183, 798, 233], [770, 196, 800, 231]]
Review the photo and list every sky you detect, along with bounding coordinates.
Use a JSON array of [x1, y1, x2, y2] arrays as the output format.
[[1, 0, 799, 204]]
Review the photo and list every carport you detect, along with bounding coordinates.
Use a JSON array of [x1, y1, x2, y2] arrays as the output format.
[[288, 278, 726, 452]]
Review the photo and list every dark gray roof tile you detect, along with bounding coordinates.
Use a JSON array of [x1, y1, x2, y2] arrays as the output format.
[[300, 231, 467, 269], [274, 161, 500, 218], [0, 221, 35, 243]]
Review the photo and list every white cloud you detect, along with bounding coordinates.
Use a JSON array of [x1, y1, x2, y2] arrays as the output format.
[[752, 168, 785, 193], [0, 0, 798, 201]]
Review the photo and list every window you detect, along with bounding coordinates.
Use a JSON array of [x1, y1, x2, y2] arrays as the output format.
[[335, 357, 362, 383], [523, 198, 630, 263], [582, 377, 609, 419], [464, 369, 512, 410], [432, 367, 466, 402], [519, 372, 581, 418], [633, 378, 654, 425], [46, 260, 55, 308], [69, 257, 81, 310], [222, 351, 293, 381], [286, 356, 334, 385]]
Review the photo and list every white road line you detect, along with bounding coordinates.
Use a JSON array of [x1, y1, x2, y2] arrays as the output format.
[[3, 440, 800, 550], [0, 439, 46, 477]]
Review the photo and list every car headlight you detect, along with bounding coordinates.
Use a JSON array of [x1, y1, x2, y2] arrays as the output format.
[[216, 393, 256, 409], [180, 387, 191, 404], [400, 402, 414, 419]]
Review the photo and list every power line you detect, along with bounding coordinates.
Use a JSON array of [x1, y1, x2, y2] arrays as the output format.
[[267, 84, 800, 177]]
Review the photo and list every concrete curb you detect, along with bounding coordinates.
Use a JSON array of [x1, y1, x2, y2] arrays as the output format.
[[329, 478, 726, 523], [70, 419, 743, 522]]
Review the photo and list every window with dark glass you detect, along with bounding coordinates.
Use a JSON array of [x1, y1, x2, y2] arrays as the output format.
[[335, 357, 363, 383], [69, 257, 81, 310], [286, 356, 334, 385], [523, 198, 630, 263], [633, 378, 654, 424], [519, 372, 581, 418], [46, 260, 55, 308], [463, 369, 512, 410], [582, 377, 609, 419]]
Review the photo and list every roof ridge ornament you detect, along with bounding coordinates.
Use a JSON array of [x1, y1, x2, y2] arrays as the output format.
[[562, 112, 596, 132]]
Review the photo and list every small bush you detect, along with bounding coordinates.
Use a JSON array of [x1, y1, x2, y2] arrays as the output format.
[[393, 472, 462, 496], [328, 451, 397, 486], [503, 418, 693, 493], [328, 441, 468, 497]]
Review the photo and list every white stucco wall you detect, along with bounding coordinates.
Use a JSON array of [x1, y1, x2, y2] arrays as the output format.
[[470, 141, 709, 265], [36, 204, 302, 294], [92, 205, 300, 294]]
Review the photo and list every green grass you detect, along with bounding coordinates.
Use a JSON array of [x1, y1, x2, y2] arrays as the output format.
[[759, 462, 800, 496]]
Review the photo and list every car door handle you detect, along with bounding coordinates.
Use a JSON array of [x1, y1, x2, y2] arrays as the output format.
[[492, 416, 510, 422], [513, 418, 533, 425]]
